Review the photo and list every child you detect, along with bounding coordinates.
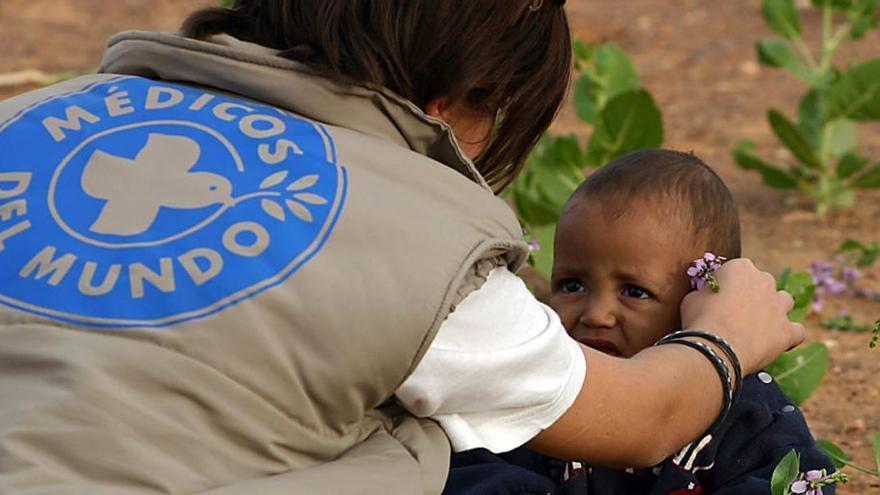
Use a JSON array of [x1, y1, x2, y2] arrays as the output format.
[[445, 149, 835, 495]]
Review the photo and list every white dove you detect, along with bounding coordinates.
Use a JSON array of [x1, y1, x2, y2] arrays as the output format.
[[81, 133, 234, 236]]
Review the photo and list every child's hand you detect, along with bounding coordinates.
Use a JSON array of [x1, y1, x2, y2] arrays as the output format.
[[680, 258, 805, 375]]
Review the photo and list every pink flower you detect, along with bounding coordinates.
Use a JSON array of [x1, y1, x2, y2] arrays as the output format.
[[688, 252, 727, 293], [790, 467, 846, 495], [527, 237, 540, 253]]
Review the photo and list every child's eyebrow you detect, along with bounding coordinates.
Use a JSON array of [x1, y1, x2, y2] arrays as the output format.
[[549, 260, 586, 276], [613, 269, 664, 293]]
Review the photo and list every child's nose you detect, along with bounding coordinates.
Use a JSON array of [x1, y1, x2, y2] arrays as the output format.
[[579, 296, 617, 329]]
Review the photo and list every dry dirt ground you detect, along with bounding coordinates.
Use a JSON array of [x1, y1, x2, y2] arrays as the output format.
[[1, 0, 879, 492]]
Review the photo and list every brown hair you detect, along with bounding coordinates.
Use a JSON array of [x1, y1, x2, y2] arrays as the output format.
[[182, 0, 572, 192], [569, 149, 742, 259]]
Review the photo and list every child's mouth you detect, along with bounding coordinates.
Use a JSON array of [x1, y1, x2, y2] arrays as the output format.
[[580, 338, 622, 357]]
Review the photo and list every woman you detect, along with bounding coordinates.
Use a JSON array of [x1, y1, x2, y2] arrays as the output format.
[[0, 1, 802, 493]]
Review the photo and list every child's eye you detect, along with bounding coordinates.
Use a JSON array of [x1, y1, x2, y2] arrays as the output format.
[[558, 278, 585, 294], [622, 284, 652, 300]]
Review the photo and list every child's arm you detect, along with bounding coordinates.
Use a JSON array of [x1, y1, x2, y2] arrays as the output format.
[[700, 375, 837, 494]]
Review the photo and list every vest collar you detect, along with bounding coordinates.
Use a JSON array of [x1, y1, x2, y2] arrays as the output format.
[[99, 31, 490, 190]]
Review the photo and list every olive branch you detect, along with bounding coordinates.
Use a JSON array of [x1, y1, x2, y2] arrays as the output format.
[[255, 171, 328, 224]]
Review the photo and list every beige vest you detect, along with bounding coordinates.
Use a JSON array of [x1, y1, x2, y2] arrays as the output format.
[[0, 32, 527, 494]]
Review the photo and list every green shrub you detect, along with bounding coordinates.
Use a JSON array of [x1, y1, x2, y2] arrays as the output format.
[[511, 41, 664, 278], [735, 0, 880, 216]]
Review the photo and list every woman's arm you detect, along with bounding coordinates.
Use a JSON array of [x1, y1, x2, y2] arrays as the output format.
[[529, 259, 805, 467]]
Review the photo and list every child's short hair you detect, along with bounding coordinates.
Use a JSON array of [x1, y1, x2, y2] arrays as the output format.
[[569, 149, 741, 259]]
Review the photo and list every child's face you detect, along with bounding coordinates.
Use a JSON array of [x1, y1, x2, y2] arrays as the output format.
[[550, 198, 696, 358]]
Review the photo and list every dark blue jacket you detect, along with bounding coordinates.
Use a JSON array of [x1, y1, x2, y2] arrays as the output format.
[[444, 374, 835, 495]]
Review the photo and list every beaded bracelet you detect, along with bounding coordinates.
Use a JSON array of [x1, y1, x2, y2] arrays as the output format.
[[653, 337, 735, 436], [656, 330, 743, 393]]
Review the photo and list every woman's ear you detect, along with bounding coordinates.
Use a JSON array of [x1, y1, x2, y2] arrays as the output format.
[[423, 97, 448, 120], [422, 96, 494, 160]]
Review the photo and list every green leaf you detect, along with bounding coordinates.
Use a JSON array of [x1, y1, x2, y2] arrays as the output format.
[[515, 134, 585, 226], [872, 433, 880, 473], [824, 119, 858, 157], [572, 40, 596, 71], [816, 439, 850, 469], [585, 90, 664, 167], [821, 313, 873, 332], [766, 342, 830, 405], [732, 140, 800, 189], [837, 151, 869, 179], [781, 271, 817, 323], [764, 0, 803, 38], [542, 134, 585, 174], [777, 267, 793, 290], [513, 190, 558, 227], [768, 109, 821, 168], [575, 43, 641, 124], [771, 450, 801, 495], [534, 170, 579, 216], [776, 268, 818, 325], [592, 43, 641, 97], [825, 178, 856, 209], [827, 60, 880, 120], [521, 135, 584, 217], [853, 164, 880, 188], [849, 0, 880, 38], [837, 238, 879, 266], [573, 75, 601, 124], [757, 39, 813, 83], [528, 223, 556, 280], [512, 165, 560, 228], [798, 90, 825, 150]]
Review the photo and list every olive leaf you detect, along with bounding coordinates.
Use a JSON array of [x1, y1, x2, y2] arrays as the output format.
[[293, 193, 328, 205], [260, 171, 289, 189], [286, 199, 314, 223], [287, 175, 320, 191], [261, 199, 286, 221]]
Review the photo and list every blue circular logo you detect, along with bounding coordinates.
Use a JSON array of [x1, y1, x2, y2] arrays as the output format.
[[0, 77, 347, 327]]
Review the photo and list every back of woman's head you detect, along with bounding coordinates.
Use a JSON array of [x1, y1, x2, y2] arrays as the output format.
[[182, 0, 572, 192]]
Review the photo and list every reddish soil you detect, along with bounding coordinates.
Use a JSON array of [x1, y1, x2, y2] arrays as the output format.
[[1, 0, 879, 492]]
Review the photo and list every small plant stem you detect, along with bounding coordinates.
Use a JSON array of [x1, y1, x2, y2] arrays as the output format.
[[820, 22, 852, 74], [838, 459, 880, 477], [814, 80, 836, 216], [815, 162, 832, 217], [707, 275, 720, 293], [791, 33, 819, 72], [822, 1, 833, 51]]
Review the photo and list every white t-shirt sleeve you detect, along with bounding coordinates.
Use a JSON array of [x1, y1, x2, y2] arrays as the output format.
[[395, 266, 586, 453]]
